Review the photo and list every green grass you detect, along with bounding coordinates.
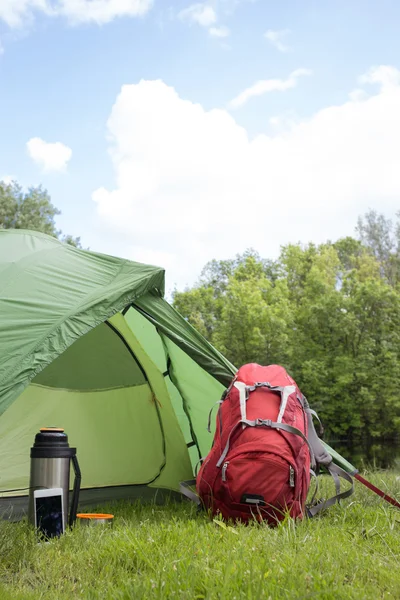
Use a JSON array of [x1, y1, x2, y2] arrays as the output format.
[[1, 470, 400, 599]]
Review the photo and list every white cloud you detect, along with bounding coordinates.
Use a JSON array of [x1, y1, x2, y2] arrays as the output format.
[[268, 110, 298, 130], [264, 28, 291, 52], [229, 68, 312, 109], [1, 175, 14, 185], [0, 0, 152, 28], [359, 65, 400, 88], [0, 0, 50, 28], [178, 2, 234, 39], [348, 89, 368, 102], [59, 0, 152, 25], [178, 3, 217, 27], [219, 0, 258, 14], [209, 25, 230, 37], [26, 137, 72, 172], [91, 66, 400, 290]]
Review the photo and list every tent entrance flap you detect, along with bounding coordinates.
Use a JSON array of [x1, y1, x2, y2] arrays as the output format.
[[160, 336, 202, 464], [33, 322, 148, 391], [122, 306, 205, 468], [0, 320, 168, 495]]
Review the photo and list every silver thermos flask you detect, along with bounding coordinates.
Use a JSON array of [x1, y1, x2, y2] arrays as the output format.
[[28, 427, 81, 529]]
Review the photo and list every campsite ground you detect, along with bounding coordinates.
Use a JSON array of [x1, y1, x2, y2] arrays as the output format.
[[0, 470, 399, 599]]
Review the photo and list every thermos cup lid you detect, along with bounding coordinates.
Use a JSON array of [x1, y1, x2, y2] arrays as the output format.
[[31, 427, 76, 458], [77, 514, 114, 526], [40, 427, 64, 432]]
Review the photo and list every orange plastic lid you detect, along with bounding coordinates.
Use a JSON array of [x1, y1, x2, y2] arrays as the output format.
[[40, 427, 64, 432], [76, 513, 114, 519]]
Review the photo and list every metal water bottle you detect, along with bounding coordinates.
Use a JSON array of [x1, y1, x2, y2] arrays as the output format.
[[28, 427, 81, 528]]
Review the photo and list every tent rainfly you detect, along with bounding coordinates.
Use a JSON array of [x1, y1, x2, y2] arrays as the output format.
[[0, 229, 235, 519]]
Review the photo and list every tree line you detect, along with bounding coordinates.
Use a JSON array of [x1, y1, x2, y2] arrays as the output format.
[[2, 178, 399, 442], [0, 179, 81, 247], [172, 211, 400, 443]]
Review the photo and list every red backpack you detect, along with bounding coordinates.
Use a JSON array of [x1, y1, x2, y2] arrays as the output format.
[[181, 363, 354, 525]]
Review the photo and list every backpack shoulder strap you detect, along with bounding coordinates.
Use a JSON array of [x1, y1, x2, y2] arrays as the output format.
[[235, 380, 298, 424], [304, 398, 355, 516]]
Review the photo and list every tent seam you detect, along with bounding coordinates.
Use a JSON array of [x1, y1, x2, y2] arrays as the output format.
[[29, 382, 149, 393]]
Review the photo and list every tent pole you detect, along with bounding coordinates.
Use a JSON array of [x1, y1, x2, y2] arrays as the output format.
[[321, 440, 400, 510], [354, 473, 400, 510]]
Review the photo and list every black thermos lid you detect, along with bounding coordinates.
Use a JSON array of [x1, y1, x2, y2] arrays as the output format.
[[31, 427, 76, 458]]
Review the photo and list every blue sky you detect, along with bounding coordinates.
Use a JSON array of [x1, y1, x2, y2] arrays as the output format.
[[1, 0, 400, 292]]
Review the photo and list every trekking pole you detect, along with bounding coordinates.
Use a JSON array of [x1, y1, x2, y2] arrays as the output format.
[[321, 441, 400, 510]]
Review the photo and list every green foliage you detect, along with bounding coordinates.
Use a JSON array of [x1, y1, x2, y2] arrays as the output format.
[[0, 473, 400, 599], [213, 263, 293, 368], [173, 211, 400, 441], [0, 179, 81, 247], [356, 209, 400, 285]]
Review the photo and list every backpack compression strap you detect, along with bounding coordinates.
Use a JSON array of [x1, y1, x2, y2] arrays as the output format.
[[216, 418, 315, 468], [180, 479, 201, 505], [306, 462, 355, 517], [303, 397, 355, 515]]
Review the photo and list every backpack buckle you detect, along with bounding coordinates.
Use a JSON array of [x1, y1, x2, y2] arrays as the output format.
[[247, 382, 271, 394], [256, 419, 272, 427], [255, 382, 271, 388]]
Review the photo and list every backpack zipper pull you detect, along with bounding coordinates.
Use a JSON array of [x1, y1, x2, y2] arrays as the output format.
[[222, 462, 229, 482], [289, 466, 295, 487]]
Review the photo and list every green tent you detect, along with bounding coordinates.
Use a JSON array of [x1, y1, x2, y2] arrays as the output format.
[[0, 229, 235, 518]]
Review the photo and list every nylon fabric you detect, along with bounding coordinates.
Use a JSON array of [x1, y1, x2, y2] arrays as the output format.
[[33, 322, 146, 390], [122, 308, 196, 461], [179, 479, 200, 505], [0, 230, 165, 415], [0, 382, 164, 493], [108, 314, 193, 491], [321, 441, 358, 475], [0, 229, 235, 419], [196, 364, 312, 525], [207, 401, 223, 434], [123, 307, 167, 374], [233, 381, 248, 422], [216, 418, 313, 468], [160, 335, 227, 459], [307, 463, 355, 517], [134, 293, 236, 386]]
